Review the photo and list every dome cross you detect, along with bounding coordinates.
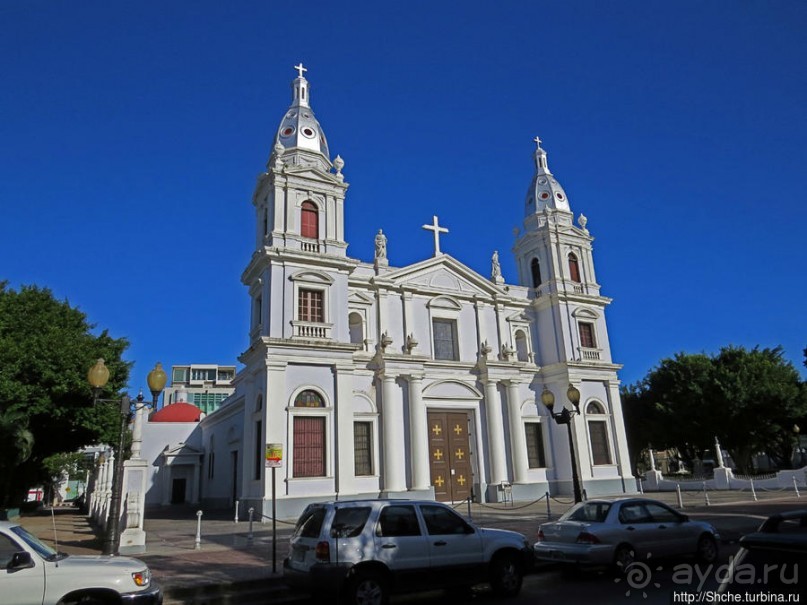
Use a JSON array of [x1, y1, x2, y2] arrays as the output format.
[[294, 63, 308, 79]]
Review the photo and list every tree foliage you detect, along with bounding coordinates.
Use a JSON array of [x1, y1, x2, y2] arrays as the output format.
[[622, 346, 807, 474], [0, 283, 130, 507]]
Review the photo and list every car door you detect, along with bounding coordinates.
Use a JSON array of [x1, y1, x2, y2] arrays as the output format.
[[616, 502, 669, 558], [418, 504, 484, 586], [644, 502, 699, 557], [373, 504, 430, 587], [0, 532, 46, 605]]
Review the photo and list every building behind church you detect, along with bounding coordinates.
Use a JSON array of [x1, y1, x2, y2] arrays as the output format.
[[141, 66, 635, 518]]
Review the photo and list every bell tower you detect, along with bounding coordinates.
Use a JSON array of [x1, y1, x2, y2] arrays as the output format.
[[512, 137, 610, 368], [241, 65, 356, 346]]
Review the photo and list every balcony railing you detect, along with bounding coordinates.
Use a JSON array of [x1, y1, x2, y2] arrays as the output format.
[[580, 347, 601, 361], [301, 239, 320, 253], [292, 321, 332, 340]]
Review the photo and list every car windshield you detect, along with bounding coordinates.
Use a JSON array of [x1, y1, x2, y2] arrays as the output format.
[[11, 525, 61, 560], [560, 502, 611, 523]]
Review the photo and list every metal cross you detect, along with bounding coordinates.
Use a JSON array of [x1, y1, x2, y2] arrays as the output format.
[[457, 475, 466, 486], [434, 449, 443, 460], [422, 215, 448, 256], [455, 448, 464, 460], [434, 476, 445, 487], [454, 424, 463, 435], [534, 136, 542, 147], [294, 63, 307, 78], [432, 424, 442, 435]]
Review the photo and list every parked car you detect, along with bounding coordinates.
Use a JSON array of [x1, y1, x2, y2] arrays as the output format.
[[717, 509, 807, 595], [534, 498, 719, 570], [0, 520, 162, 605], [283, 499, 532, 604]]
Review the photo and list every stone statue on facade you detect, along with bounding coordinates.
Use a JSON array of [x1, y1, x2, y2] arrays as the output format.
[[375, 229, 387, 259]]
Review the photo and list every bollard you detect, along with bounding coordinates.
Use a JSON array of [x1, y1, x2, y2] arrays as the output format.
[[466, 496, 472, 520], [545, 492, 551, 519], [195, 510, 203, 550], [676, 484, 684, 509], [637, 478, 644, 494], [703, 482, 711, 506], [234, 499, 240, 523], [750, 479, 758, 502], [794, 476, 801, 498], [248, 507, 255, 543]]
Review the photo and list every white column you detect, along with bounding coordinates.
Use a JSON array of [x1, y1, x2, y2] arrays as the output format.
[[381, 373, 406, 492], [334, 364, 356, 495], [483, 378, 508, 484], [606, 381, 634, 478], [505, 380, 529, 483], [406, 375, 430, 490], [130, 406, 145, 460]]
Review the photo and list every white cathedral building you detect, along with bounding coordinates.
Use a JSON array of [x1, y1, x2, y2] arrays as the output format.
[[140, 65, 635, 518]]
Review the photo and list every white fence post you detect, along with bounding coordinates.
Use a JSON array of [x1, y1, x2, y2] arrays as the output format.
[[794, 476, 801, 498], [234, 499, 239, 523], [676, 484, 684, 509], [195, 510, 203, 550], [750, 478, 758, 501], [248, 507, 255, 543], [703, 482, 711, 506]]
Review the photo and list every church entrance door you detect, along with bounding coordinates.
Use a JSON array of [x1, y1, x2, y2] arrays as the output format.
[[427, 411, 473, 502]]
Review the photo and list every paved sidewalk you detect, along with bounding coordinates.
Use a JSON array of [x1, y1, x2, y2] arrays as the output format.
[[18, 489, 801, 603]]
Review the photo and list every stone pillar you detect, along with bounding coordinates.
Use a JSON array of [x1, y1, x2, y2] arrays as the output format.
[[130, 406, 145, 460], [381, 373, 406, 493], [483, 378, 508, 485], [505, 381, 529, 484], [406, 375, 430, 490], [119, 458, 149, 554]]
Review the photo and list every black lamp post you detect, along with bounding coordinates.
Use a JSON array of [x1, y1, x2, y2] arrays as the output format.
[[542, 383, 583, 503], [87, 359, 166, 555]]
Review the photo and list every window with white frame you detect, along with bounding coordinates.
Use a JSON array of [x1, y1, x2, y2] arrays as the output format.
[[586, 401, 613, 465], [525, 422, 546, 468], [353, 421, 373, 476], [432, 318, 459, 361], [349, 312, 364, 345], [578, 322, 597, 349], [298, 289, 324, 323]]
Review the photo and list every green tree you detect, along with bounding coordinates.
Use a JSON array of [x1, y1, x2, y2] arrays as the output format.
[[624, 346, 807, 474], [0, 282, 129, 508]]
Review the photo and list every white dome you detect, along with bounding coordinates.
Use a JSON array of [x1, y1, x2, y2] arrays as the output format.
[[273, 67, 330, 161], [524, 138, 571, 215]]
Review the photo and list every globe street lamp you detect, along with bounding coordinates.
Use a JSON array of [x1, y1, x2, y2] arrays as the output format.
[[542, 383, 583, 503], [87, 359, 165, 555]]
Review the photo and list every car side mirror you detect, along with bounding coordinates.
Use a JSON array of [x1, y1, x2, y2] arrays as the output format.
[[9, 551, 34, 570]]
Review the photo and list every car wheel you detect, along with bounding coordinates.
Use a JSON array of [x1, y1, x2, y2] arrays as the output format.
[[696, 534, 718, 564], [490, 553, 523, 598], [613, 544, 636, 575], [347, 571, 388, 605]]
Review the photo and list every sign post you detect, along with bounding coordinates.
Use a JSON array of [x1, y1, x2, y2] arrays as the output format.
[[265, 444, 283, 573]]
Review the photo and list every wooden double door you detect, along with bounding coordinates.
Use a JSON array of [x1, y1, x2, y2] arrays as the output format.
[[427, 411, 474, 502]]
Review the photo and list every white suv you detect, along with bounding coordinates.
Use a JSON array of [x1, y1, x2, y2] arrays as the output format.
[[283, 499, 531, 604]]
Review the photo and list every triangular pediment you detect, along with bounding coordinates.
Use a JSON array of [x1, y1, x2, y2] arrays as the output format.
[[385, 255, 504, 298], [162, 442, 203, 459], [281, 165, 342, 187], [348, 291, 374, 306]]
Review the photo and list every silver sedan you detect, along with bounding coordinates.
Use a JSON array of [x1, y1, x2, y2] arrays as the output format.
[[533, 498, 719, 569]]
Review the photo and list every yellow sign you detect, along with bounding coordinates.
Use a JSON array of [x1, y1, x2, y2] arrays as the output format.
[[265, 443, 283, 468]]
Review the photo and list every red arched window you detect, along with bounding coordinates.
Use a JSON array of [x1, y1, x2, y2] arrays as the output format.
[[568, 253, 581, 283], [301, 201, 318, 239]]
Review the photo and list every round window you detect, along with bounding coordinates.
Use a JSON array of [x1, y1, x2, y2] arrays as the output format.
[[556, 192, 565, 200], [540, 192, 550, 200], [301, 127, 316, 138], [281, 126, 295, 137]]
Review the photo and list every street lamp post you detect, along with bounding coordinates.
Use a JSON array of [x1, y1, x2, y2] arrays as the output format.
[[542, 383, 583, 503], [87, 359, 166, 555]]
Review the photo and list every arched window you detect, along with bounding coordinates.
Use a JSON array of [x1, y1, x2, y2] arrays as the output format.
[[586, 400, 612, 465], [294, 390, 324, 407], [530, 258, 542, 288], [515, 330, 529, 362], [292, 389, 326, 477], [568, 253, 581, 283], [301, 201, 318, 239], [349, 312, 364, 345]]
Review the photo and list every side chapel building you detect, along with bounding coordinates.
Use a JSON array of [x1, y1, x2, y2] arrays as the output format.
[[147, 65, 635, 518]]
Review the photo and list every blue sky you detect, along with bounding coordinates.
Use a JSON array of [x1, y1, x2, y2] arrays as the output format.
[[1, 0, 805, 397]]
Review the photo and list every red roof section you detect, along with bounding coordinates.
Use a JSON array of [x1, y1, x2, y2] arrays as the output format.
[[150, 402, 202, 423]]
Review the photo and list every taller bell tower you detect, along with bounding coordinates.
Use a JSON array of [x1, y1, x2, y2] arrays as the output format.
[[241, 65, 356, 346]]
